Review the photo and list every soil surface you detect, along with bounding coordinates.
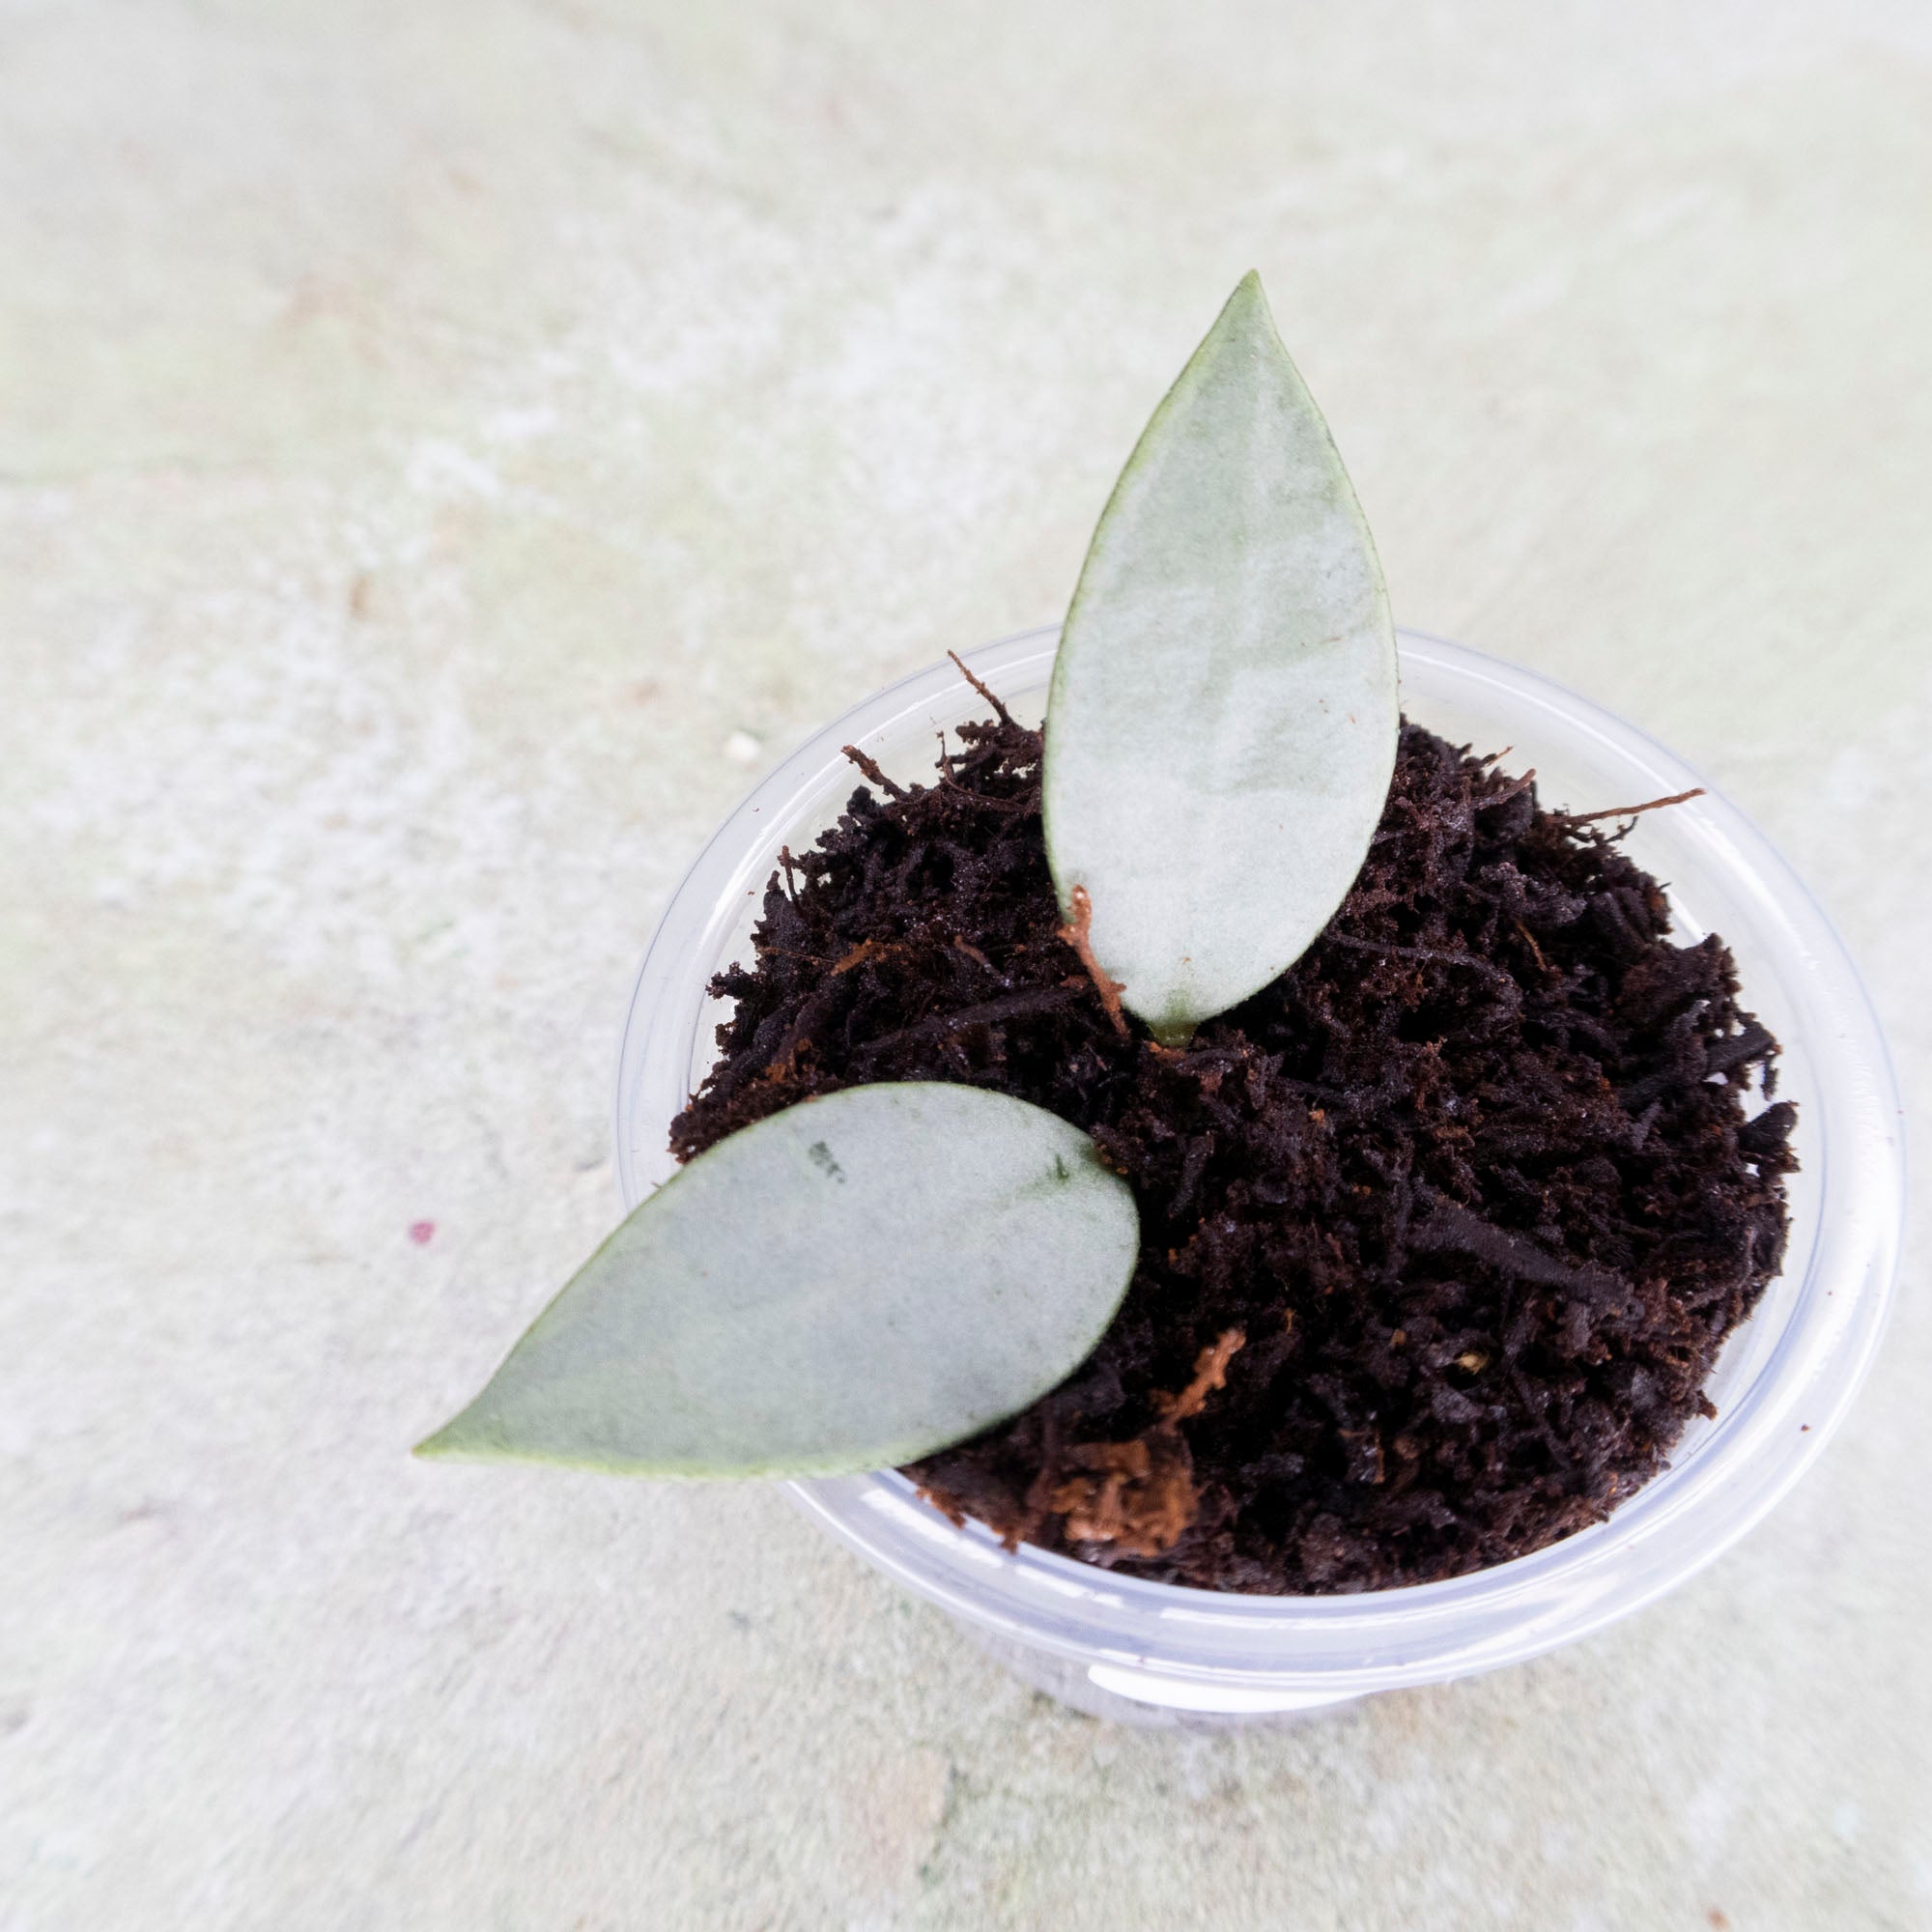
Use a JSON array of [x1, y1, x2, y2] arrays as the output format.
[[671, 710, 1795, 1594]]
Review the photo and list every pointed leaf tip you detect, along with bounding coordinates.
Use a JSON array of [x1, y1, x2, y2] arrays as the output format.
[[415, 1083, 1140, 1480], [1042, 274, 1399, 1038]]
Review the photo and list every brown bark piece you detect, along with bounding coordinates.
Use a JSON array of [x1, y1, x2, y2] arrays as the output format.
[[839, 743, 908, 799], [1057, 884, 1129, 1037], [1557, 786, 1706, 826], [1151, 1328, 1246, 1424]]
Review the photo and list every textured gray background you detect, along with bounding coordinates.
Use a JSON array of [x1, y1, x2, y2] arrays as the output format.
[[5, 4, 1929, 1927]]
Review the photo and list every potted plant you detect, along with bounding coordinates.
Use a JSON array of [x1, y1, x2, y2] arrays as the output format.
[[419, 277, 1903, 1721]]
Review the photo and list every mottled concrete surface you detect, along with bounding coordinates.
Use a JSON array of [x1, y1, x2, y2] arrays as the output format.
[[5, 5, 1930, 1927]]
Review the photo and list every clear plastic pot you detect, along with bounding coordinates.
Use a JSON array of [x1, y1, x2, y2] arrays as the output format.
[[614, 628, 1903, 1724]]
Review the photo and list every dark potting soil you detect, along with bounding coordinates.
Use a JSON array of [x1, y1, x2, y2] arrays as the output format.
[[670, 705, 1796, 1594]]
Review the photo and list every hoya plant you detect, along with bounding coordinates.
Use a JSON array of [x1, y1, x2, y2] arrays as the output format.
[[418, 272, 1399, 1478]]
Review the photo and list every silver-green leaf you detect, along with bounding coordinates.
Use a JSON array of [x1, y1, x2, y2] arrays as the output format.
[[1042, 270, 1399, 1044], [415, 1083, 1139, 1478]]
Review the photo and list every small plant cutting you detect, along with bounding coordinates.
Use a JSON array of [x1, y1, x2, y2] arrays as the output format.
[[421, 276, 1794, 1594]]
